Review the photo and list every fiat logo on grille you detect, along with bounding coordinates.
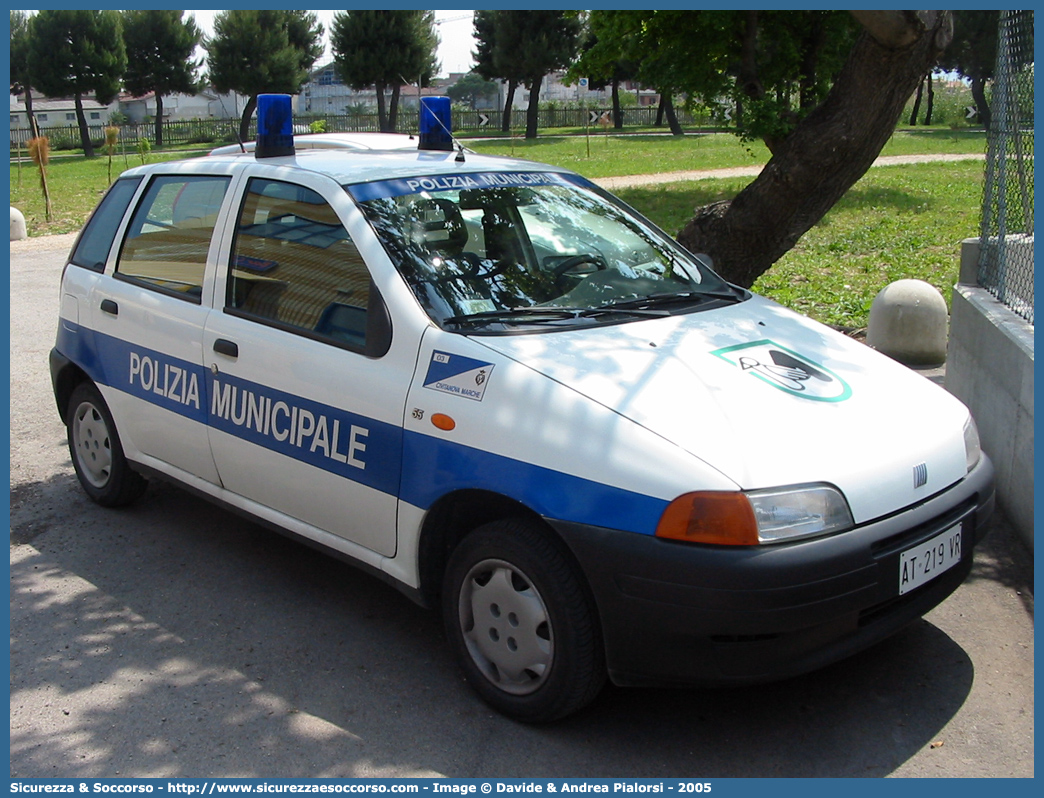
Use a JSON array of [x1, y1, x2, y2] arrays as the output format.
[[913, 463, 928, 489]]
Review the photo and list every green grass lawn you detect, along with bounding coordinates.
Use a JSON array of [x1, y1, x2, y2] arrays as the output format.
[[10, 131, 984, 330], [466, 128, 985, 178], [615, 161, 983, 329]]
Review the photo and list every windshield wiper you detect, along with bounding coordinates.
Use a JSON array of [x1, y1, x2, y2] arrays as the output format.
[[602, 286, 744, 311], [443, 305, 668, 328]]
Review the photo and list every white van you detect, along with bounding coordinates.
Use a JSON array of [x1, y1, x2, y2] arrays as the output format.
[[51, 123, 994, 722]]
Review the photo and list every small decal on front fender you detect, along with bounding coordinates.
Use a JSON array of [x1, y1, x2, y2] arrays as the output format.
[[423, 350, 494, 402]]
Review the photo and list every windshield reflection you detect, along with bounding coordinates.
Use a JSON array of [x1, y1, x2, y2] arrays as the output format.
[[353, 175, 744, 331]]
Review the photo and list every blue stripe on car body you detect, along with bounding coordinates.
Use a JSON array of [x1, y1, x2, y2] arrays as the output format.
[[55, 324, 666, 535]]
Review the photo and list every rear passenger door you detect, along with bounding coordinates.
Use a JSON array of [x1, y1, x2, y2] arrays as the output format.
[[202, 173, 408, 557], [88, 172, 234, 484]]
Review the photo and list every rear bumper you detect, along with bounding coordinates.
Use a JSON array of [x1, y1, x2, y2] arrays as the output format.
[[551, 455, 995, 687]]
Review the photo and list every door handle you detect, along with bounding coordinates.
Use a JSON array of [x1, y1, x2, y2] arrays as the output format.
[[100, 299, 118, 315], [213, 338, 239, 358]]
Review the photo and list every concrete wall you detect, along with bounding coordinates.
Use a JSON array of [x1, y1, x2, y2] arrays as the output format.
[[946, 239, 1034, 550]]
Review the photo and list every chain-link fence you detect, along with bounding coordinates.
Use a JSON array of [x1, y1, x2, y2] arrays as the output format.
[[978, 9, 1034, 324]]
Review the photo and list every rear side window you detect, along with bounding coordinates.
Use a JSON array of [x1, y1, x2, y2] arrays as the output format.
[[69, 177, 142, 272], [227, 178, 376, 352], [116, 175, 230, 301]]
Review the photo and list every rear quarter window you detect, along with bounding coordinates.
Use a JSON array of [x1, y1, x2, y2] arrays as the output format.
[[68, 177, 142, 272]]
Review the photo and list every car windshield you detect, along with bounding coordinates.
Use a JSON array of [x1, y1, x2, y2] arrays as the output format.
[[349, 171, 745, 331]]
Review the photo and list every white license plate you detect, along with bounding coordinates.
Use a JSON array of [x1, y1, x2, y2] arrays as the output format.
[[898, 524, 963, 595]]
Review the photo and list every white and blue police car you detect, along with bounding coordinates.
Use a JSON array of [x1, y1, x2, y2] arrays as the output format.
[[51, 96, 994, 722]]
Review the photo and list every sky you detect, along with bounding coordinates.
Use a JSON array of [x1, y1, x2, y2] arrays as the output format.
[[185, 10, 477, 77]]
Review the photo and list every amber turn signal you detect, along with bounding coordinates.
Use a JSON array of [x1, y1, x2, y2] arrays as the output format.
[[431, 413, 456, 431], [656, 491, 760, 545]]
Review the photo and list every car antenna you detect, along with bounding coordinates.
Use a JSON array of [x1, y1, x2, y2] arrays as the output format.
[[216, 93, 246, 153]]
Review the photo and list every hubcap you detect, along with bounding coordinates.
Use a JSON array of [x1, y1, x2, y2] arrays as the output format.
[[458, 559, 553, 695], [72, 401, 112, 489]]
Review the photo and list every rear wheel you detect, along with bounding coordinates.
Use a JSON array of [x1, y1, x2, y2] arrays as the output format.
[[442, 518, 605, 722], [67, 382, 147, 507]]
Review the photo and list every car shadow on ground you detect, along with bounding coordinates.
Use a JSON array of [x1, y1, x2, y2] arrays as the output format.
[[12, 474, 983, 778]]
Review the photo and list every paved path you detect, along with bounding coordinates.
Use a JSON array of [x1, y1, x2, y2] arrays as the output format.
[[593, 153, 986, 191]]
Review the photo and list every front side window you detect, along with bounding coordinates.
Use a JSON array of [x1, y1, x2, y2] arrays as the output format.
[[351, 172, 745, 333], [116, 174, 230, 300], [227, 178, 375, 351]]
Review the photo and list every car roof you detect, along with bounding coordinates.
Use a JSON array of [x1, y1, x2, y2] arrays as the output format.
[[209, 132, 422, 156], [125, 143, 571, 188]]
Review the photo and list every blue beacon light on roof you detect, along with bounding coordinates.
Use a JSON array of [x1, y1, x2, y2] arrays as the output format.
[[255, 94, 294, 159], [419, 96, 453, 152]]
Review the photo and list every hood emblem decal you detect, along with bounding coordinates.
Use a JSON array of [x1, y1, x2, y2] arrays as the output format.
[[711, 339, 852, 403]]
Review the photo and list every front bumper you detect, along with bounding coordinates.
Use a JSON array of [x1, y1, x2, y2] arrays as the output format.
[[551, 454, 995, 688]]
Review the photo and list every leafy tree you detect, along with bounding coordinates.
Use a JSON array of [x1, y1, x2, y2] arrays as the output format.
[[10, 11, 39, 136], [674, 11, 955, 287], [938, 11, 1000, 130], [573, 11, 692, 136], [206, 10, 323, 142], [472, 10, 516, 132], [577, 10, 857, 146], [122, 11, 202, 147], [571, 11, 951, 288], [570, 14, 639, 131], [446, 72, 499, 110], [331, 11, 440, 133], [27, 10, 126, 158], [488, 11, 582, 139]]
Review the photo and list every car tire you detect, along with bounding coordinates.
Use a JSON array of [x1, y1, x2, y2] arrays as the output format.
[[67, 382, 147, 507], [442, 518, 606, 722]]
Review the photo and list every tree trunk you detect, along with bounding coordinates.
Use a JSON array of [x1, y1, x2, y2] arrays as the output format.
[[676, 12, 953, 289], [655, 96, 665, 127], [611, 78, 623, 129], [798, 15, 826, 112], [74, 93, 94, 158], [389, 84, 401, 133], [239, 95, 257, 144], [924, 74, 935, 125], [662, 94, 683, 136], [971, 75, 990, 131], [908, 75, 924, 125], [501, 78, 517, 132], [525, 74, 542, 139], [25, 91, 39, 138], [375, 81, 389, 132], [154, 94, 164, 147]]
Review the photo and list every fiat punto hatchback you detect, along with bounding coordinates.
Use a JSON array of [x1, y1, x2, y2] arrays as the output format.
[[51, 106, 994, 722]]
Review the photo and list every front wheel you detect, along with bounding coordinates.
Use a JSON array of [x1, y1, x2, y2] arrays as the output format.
[[67, 382, 147, 507], [442, 518, 605, 722]]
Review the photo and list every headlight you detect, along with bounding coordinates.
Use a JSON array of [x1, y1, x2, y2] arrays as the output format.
[[745, 484, 854, 543], [964, 416, 982, 473], [656, 484, 854, 546]]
